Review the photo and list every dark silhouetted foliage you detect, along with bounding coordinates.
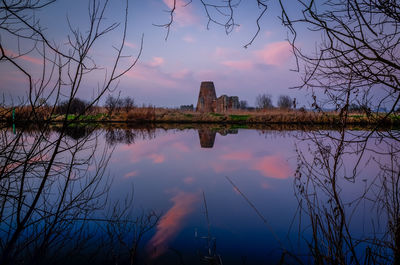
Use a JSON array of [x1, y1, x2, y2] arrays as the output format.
[[239, 100, 248, 110], [180, 104, 194, 111], [105, 95, 122, 114], [57, 98, 90, 115], [256, 94, 273, 109], [278, 95, 292, 109], [123, 97, 135, 113]]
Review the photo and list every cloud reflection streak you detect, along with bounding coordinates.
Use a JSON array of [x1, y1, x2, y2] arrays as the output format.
[[147, 191, 199, 259]]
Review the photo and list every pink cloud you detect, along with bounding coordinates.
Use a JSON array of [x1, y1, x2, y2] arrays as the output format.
[[182, 35, 195, 43], [162, 0, 198, 25], [149, 57, 165, 67], [216, 151, 292, 180], [148, 153, 165, 164], [254, 41, 292, 66], [252, 155, 292, 179], [124, 41, 137, 49], [216, 41, 292, 71], [4, 154, 48, 174], [124, 170, 139, 178], [147, 191, 199, 258], [221, 60, 253, 70], [4, 49, 42, 65], [125, 57, 194, 88], [118, 134, 183, 164]]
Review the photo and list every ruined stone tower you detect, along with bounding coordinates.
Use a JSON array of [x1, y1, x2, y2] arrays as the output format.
[[195, 81, 239, 113], [196, 81, 217, 112]]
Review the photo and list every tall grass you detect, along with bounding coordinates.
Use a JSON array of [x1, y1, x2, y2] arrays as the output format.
[[2, 105, 399, 126]]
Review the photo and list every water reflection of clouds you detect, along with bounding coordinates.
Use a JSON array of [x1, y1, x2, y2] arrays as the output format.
[[112, 130, 295, 186], [171, 142, 191, 152], [147, 191, 200, 259], [124, 170, 139, 178], [252, 156, 292, 179], [117, 133, 190, 165], [148, 153, 165, 164], [183, 176, 196, 184], [218, 150, 292, 179], [106, 129, 299, 261]]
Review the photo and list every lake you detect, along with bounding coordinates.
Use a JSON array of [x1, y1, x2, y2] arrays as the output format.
[[0, 124, 398, 264]]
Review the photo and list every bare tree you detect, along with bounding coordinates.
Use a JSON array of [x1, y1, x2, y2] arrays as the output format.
[[0, 0, 151, 264], [255, 93, 273, 110], [105, 95, 120, 115], [277, 95, 292, 110], [155, 0, 267, 47], [123, 97, 135, 113], [277, 0, 400, 118], [157, 1, 400, 121]]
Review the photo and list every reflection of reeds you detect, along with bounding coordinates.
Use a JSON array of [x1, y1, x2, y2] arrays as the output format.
[[294, 127, 400, 264], [196, 191, 223, 265]]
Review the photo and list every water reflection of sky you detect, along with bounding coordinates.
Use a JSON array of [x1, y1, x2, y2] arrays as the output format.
[[107, 129, 301, 263], [104, 128, 395, 263]]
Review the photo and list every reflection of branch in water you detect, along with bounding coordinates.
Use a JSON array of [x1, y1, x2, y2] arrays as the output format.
[[100, 193, 160, 265], [225, 176, 283, 248], [225, 177, 304, 264], [373, 149, 400, 264], [0, 0, 150, 262], [105, 127, 157, 145], [0, 126, 161, 264], [294, 126, 400, 264], [195, 191, 223, 265]]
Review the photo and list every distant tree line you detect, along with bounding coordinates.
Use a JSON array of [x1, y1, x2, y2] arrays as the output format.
[[255, 94, 294, 110], [180, 104, 194, 111], [105, 95, 135, 114], [55, 95, 136, 115]]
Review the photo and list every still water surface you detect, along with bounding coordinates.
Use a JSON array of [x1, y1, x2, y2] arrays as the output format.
[[98, 126, 396, 264], [109, 128, 298, 263], [1, 125, 398, 264]]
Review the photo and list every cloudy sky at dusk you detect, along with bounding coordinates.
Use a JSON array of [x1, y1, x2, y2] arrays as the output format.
[[1, 0, 319, 107]]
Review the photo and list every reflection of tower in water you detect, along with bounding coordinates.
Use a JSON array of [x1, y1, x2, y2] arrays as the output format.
[[198, 129, 238, 148], [198, 129, 216, 148]]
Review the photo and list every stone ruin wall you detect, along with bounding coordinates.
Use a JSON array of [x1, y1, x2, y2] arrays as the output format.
[[196, 81, 217, 112], [196, 81, 239, 113]]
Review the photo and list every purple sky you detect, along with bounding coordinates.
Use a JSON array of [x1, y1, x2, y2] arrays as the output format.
[[0, 0, 318, 108]]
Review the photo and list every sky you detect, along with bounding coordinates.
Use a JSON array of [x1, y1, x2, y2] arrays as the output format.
[[0, 0, 318, 108]]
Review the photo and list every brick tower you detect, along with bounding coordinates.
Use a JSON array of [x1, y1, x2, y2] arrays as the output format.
[[196, 81, 217, 112]]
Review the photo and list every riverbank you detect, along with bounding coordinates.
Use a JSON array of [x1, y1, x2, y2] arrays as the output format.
[[2, 107, 400, 126]]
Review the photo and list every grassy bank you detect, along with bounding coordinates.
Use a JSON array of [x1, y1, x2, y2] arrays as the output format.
[[2, 106, 400, 126]]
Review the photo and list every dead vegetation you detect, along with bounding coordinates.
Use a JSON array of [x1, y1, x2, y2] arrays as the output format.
[[2, 106, 399, 126]]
